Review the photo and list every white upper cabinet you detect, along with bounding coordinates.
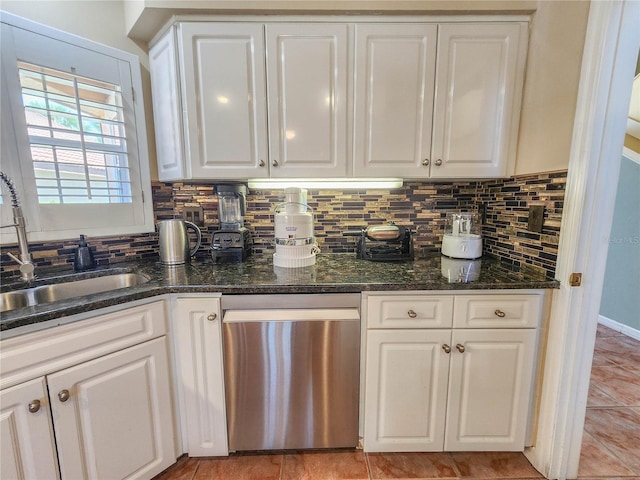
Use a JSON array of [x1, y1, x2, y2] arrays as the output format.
[[266, 24, 348, 178], [354, 24, 437, 178], [430, 23, 528, 178], [179, 23, 268, 180], [149, 29, 185, 181], [149, 18, 528, 181], [355, 22, 527, 179]]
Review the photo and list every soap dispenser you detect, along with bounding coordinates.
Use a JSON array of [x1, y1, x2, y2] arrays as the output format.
[[73, 234, 96, 272]]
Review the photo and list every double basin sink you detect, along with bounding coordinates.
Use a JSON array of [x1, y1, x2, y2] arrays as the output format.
[[0, 273, 150, 313]]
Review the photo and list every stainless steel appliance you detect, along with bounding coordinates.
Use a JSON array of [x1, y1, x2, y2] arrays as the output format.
[[157, 219, 202, 265], [222, 294, 360, 451], [211, 184, 252, 262], [344, 222, 414, 261]]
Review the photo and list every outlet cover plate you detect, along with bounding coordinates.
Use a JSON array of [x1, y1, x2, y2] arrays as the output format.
[[528, 205, 545, 233]]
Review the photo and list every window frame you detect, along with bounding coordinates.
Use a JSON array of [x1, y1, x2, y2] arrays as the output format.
[[0, 11, 154, 244]]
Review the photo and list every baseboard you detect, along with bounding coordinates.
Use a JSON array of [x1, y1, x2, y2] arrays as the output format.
[[598, 315, 640, 341]]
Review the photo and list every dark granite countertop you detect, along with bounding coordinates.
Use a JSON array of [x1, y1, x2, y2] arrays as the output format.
[[0, 253, 558, 333]]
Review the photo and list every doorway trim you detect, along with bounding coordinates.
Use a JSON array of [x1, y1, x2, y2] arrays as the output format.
[[524, 1, 639, 478]]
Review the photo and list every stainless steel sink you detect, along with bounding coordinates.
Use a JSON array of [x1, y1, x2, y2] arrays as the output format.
[[0, 291, 30, 312], [0, 273, 150, 313]]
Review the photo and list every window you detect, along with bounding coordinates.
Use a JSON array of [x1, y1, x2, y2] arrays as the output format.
[[0, 12, 153, 243]]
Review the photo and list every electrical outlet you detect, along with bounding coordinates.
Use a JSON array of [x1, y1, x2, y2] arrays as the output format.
[[528, 205, 545, 233], [184, 206, 204, 226]]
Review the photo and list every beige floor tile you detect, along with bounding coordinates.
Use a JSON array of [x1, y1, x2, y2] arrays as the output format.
[[587, 383, 623, 407], [577, 430, 635, 477], [281, 450, 369, 480], [193, 453, 283, 480], [584, 407, 640, 473], [451, 452, 542, 479], [594, 336, 640, 367], [153, 455, 198, 480], [367, 452, 458, 479], [589, 366, 640, 406]]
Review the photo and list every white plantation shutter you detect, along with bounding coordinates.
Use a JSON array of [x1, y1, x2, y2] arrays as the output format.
[[0, 12, 153, 242]]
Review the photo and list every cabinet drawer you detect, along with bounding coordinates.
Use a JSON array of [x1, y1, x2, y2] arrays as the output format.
[[453, 294, 541, 328], [366, 295, 454, 329], [0, 300, 167, 389]]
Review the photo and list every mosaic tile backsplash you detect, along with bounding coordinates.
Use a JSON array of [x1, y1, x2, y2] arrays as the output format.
[[0, 171, 566, 279]]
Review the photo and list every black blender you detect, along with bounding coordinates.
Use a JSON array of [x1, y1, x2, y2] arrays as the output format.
[[210, 184, 252, 262]]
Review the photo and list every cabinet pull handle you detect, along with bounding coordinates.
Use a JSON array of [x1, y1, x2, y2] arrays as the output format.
[[442, 344, 451, 354], [259, 159, 265, 167], [456, 343, 465, 353], [28, 399, 41, 413], [422, 159, 430, 166], [272, 159, 279, 167], [494, 309, 506, 318], [207, 313, 217, 322], [58, 389, 70, 402], [407, 309, 417, 318], [434, 159, 443, 166]]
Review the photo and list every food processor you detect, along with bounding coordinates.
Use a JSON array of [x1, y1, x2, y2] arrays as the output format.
[[441, 212, 483, 259], [273, 187, 319, 268], [210, 184, 252, 262]]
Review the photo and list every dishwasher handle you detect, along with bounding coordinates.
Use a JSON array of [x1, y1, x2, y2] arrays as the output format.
[[223, 308, 360, 323]]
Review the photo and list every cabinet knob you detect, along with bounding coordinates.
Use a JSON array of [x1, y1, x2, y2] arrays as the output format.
[[207, 313, 217, 322], [272, 159, 279, 167], [422, 159, 430, 166], [456, 343, 466, 353], [434, 159, 443, 166], [494, 309, 506, 318], [442, 344, 451, 354], [259, 159, 265, 167], [28, 399, 41, 413], [407, 309, 417, 318], [58, 389, 70, 402]]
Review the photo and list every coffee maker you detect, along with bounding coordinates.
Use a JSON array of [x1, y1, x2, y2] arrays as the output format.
[[210, 184, 252, 262]]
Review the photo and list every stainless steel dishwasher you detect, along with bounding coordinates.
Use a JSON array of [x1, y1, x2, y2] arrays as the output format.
[[222, 293, 360, 451]]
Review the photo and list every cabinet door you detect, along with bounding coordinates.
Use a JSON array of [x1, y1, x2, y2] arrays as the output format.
[[179, 23, 268, 179], [431, 23, 527, 178], [266, 24, 348, 177], [353, 24, 437, 178], [445, 329, 536, 451], [149, 27, 185, 181], [173, 298, 228, 456], [1, 377, 59, 480], [364, 329, 451, 452], [48, 337, 176, 480]]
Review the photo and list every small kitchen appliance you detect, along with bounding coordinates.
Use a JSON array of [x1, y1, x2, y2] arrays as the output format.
[[441, 212, 483, 259], [441, 256, 482, 283], [211, 184, 252, 262], [344, 222, 414, 262], [158, 219, 202, 265], [273, 187, 318, 268]]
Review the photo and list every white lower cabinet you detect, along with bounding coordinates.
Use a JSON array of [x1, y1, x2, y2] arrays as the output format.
[[363, 292, 541, 452], [49, 337, 175, 480], [1, 377, 59, 480], [172, 296, 228, 456], [0, 301, 176, 480]]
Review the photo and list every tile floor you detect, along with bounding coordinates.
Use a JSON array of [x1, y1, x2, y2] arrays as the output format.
[[154, 324, 639, 480], [577, 324, 640, 479]]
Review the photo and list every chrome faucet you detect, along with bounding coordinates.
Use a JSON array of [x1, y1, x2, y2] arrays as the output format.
[[1, 171, 35, 281]]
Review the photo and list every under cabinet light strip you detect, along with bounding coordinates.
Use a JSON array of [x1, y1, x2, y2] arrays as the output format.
[[247, 178, 404, 190]]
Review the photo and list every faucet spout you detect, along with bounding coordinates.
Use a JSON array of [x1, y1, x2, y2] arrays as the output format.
[[1, 171, 35, 281]]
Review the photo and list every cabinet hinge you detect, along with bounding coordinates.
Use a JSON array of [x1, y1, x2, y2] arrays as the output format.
[[569, 273, 582, 287]]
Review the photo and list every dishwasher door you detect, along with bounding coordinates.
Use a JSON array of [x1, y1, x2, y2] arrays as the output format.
[[223, 304, 360, 451]]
